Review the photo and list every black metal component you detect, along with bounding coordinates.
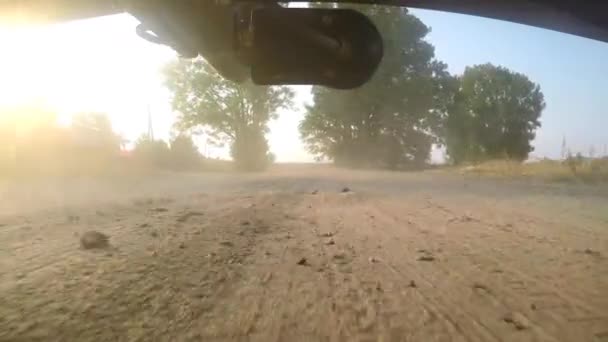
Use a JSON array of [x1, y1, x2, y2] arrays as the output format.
[[248, 7, 383, 89], [129, 1, 249, 81], [3, 0, 606, 88], [129, 2, 384, 88]]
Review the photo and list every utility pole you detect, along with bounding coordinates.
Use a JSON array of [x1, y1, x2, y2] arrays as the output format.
[[147, 105, 154, 141], [561, 135, 567, 160]]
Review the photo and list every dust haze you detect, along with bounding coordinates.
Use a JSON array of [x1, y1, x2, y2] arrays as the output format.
[[1, 4, 607, 341], [1, 165, 606, 341]]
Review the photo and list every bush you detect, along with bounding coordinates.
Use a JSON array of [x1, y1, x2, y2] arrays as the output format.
[[169, 135, 202, 170], [132, 136, 170, 168], [460, 158, 608, 183]]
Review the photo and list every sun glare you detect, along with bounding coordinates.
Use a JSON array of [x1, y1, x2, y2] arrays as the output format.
[[1, 12, 311, 161], [0, 15, 177, 142]]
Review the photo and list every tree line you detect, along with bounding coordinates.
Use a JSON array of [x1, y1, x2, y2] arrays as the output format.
[[164, 5, 545, 170], [1, 6, 545, 175], [0, 107, 203, 177]]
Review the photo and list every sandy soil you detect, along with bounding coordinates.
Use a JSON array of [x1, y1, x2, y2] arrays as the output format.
[[0, 166, 607, 341]]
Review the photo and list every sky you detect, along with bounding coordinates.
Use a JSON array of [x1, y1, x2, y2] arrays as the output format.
[[1, 6, 607, 162]]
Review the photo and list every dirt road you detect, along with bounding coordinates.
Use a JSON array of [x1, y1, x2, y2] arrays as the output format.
[[1, 166, 607, 341]]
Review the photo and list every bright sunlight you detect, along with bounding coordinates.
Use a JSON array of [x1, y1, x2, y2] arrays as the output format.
[[0, 14, 176, 142]]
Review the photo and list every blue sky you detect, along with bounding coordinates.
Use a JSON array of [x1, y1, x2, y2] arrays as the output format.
[[411, 8, 608, 159]]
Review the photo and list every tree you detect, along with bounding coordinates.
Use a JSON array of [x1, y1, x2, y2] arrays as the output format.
[[446, 64, 545, 163], [299, 6, 454, 169], [164, 58, 294, 171], [229, 125, 274, 171], [70, 112, 121, 154], [132, 135, 170, 168], [169, 134, 201, 170]]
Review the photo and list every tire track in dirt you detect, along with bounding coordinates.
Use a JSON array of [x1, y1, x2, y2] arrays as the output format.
[[382, 196, 607, 308], [294, 194, 493, 341], [304, 194, 560, 339], [0, 197, 183, 289], [373, 196, 607, 342], [426, 200, 608, 314], [316, 193, 504, 342], [0, 192, 288, 341], [1, 170, 607, 341], [370, 208, 560, 342]]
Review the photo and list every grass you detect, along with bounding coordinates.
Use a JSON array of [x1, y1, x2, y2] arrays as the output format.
[[459, 158, 608, 183]]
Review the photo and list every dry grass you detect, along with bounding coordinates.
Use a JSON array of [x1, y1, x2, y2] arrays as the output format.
[[459, 158, 608, 183]]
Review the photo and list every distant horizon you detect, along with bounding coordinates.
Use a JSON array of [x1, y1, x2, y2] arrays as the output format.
[[1, 7, 607, 163]]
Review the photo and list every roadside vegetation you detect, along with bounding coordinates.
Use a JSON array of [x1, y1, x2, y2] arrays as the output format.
[[460, 157, 608, 183], [163, 58, 293, 171], [0, 105, 231, 179], [297, 5, 607, 183], [1, 5, 604, 183], [299, 5, 552, 170]]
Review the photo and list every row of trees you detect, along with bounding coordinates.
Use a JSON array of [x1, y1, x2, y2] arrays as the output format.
[[0, 109, 121, 175], [0, 7, 545, 174], [132, 134, 202, 170], [300, 5, 545, 168], [0, 107, 204, 176], [163, 5, 545, 170]]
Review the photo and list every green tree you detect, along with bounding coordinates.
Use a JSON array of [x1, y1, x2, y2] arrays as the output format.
[[164, 58, 294, 171], [169, 134, 201, 170], [132, 135, 170, 168], [299, 6, 454, 169], [229, 125, 274, 171], [70, 112, 121, 154], [446, 64, 545, 163]]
